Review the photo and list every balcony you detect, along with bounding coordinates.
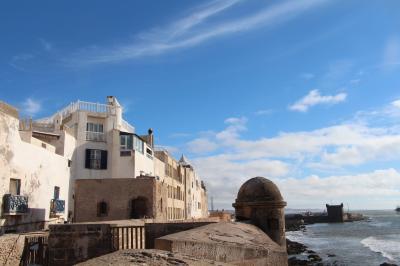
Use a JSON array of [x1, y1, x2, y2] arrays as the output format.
[[86, 131, 106, 142], [50, 199, 65, 215], [3, 194, 28, 215]]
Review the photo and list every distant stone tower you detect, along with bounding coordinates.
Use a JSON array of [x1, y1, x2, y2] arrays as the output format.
[[233, 177, 287, 247]]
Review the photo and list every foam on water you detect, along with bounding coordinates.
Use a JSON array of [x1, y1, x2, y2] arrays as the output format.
[[361, 235, 400, 262], [287, 210, 400, 265]]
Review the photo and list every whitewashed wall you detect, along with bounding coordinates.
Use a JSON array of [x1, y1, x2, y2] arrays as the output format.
[[0, 111, 70, 230]]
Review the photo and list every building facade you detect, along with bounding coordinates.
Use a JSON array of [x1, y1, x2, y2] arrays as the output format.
[[1, 96, 208, 231], [0, 102, 70, 233]]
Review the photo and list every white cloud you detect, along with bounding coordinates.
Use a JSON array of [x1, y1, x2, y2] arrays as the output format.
[[289, 89, 347, 112], [183, 100, 400, 209], [187, 138, 218, 154], [192, 155, 290, 206], [278, 169, 400, 209], [69, 0, 329, 65], [391, 99, 400, 109], [21, 98, 41, 116]]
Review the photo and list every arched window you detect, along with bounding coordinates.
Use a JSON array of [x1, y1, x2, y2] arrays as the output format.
[[97, 201, 108, 217]]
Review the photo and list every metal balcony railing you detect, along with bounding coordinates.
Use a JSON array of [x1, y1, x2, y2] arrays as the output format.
[[50, 199, 65, 214], [86, 131, 106, 142], [3, 194, 28, 215]]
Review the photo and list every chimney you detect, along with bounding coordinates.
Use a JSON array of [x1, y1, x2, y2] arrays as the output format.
[[148, 128, 154, 148]]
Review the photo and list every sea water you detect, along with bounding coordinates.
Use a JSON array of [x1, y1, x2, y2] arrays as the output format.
[[286, 210, 400, 265]]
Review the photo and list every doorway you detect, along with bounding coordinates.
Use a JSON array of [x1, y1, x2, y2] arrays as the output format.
[[130, 197, 147, 219]]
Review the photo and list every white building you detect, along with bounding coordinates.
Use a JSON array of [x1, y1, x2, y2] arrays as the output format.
[[33, 96, 155, 221], [0, 102, 70, 233], [1, 96, 208, 232]]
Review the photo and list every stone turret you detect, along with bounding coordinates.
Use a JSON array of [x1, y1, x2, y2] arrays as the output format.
[[233, 176, 286, 247]]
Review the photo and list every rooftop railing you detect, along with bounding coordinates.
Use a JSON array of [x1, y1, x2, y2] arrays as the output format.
[[35, 100, 135, 133], [121, 119, 135, 133], [36, 100, 114, 123]]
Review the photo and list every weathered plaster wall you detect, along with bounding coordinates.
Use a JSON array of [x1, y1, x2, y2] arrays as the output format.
[[0, 110, 70, 232], [134, 148, 154, 177]]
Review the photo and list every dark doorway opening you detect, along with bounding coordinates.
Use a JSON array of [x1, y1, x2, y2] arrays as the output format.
[[130, 197, 147, 219]]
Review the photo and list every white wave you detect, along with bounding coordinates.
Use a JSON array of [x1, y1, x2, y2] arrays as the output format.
[[361, 236, 400, 262]]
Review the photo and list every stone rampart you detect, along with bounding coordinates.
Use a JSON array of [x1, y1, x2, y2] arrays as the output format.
[[145, 218, 219, 249], [48, 223, 112, 265]]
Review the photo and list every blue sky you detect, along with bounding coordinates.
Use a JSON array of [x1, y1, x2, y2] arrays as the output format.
[[1, 0, 400, 209]]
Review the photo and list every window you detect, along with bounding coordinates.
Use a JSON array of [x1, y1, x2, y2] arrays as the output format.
[[97, 201, 108, 217], [134, 136, 144, 154], [54, 186, 60, 200], [120, 134, 143, 154], [86, 123, 103, 133], [85, 149, 107, 169], [68, 160, 72, 167], [120, 134, 133, 150], [86, 123, 105, 141], [9, 179, 21, 195]]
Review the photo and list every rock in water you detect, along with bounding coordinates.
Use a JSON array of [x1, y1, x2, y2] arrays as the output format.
[[286, 238, 307, 255]]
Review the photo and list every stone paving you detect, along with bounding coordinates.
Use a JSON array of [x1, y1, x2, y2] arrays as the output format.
[[0, 234, 22, 265]]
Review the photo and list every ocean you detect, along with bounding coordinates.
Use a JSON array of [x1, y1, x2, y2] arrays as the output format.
[[286, 210, 400, 265]]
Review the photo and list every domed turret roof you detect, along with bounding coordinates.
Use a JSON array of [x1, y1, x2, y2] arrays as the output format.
[[236, 176, 283, 203]]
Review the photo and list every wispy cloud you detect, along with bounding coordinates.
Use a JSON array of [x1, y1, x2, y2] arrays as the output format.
[[68, 0, 329, 66], [254, 109, 273, 116], [382, 36, 400, 69], [299, 73, 315, 80], [289, 89, 347, 112], [187, 138, 219, 154], [9, 54, 35, 71], [21, 98, 42, 116], [39, 38, 53, 51]]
